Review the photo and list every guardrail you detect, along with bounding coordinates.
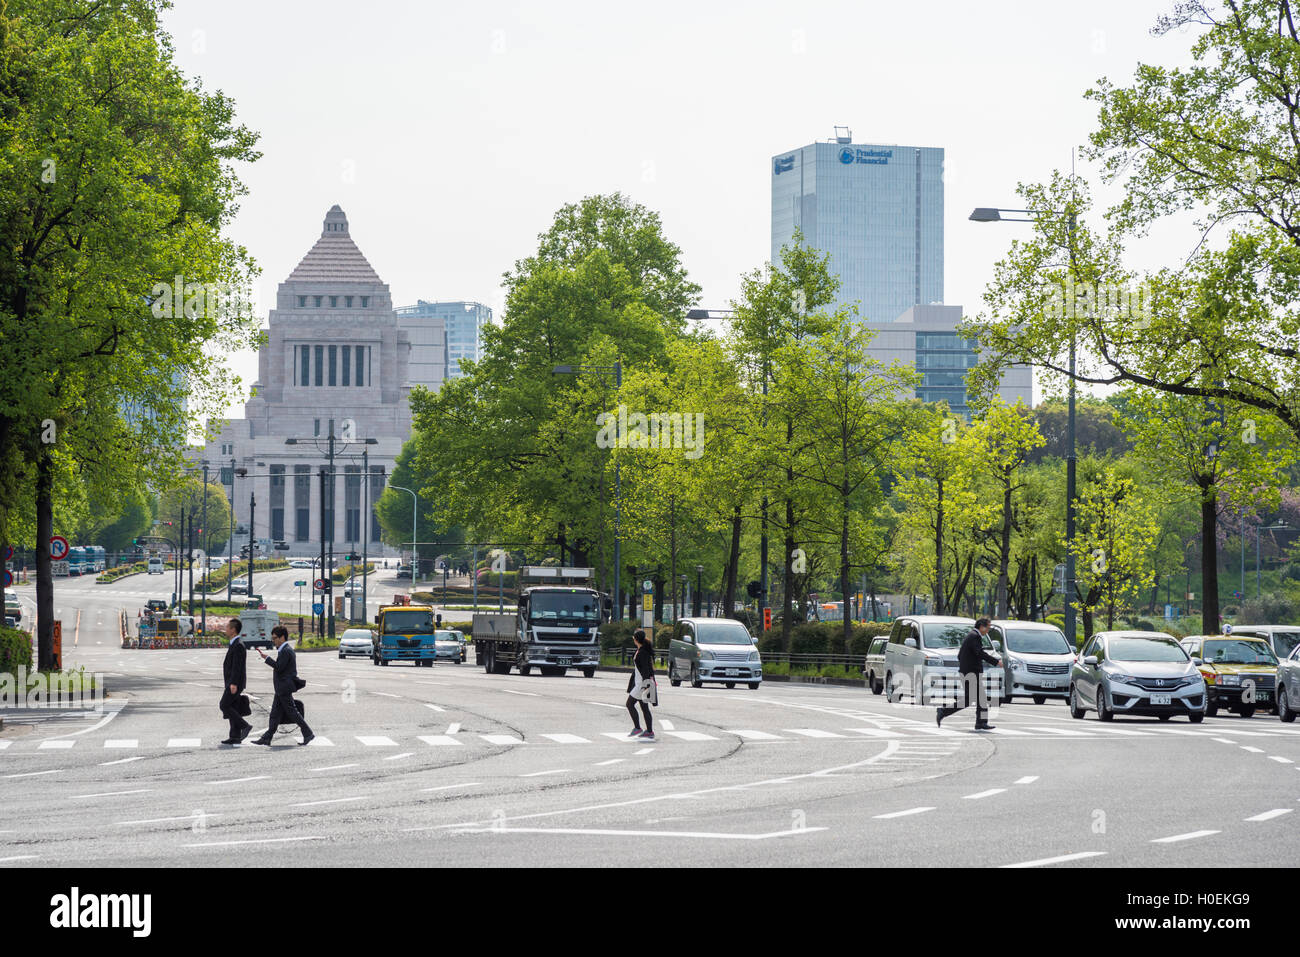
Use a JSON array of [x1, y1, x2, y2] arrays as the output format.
[[612, 646, 869, 670]]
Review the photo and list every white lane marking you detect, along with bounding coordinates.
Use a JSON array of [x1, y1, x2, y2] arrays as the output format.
[[212, 775, 269, 785], [843, 727, 902, 738], [418, 735, 463, 747], [420, 783, 480, 793], [1024, 727, 1093, 737], [309, 763, 359, 772], [372, 692, 401, 698], [521, 769, 570, 777], [663, 731, 716, 742], [1213, 738, 1237, 744], [501, 689, 538, 697], [356, 736, 397, 747], [602, 732, 643, 742], [167, 738, 201, 748], [481, 734, 525, 745], [588, 702, 623, 710], [38, 740, 75, 750], [99, 756, 146, 767], [873, 806, 936, 819], [452, 826, 827, 840], [786, 728, 845, 739], [730, 729, 784, 740], [185, 836, 326, 848], [985, 727, 1034, 736], [43, 700, 127, 739], [1269, 756, 1294, 764], [115, 814, 223, 826], [1014, 776, 1039, 785], [0, 855, 39, 863], [541, 734, 591, 744], [2, 769, 63, 778], [290, 795, 369, 808], [0, 741, 10, 750], [1002, 851, 1107, 868], [595, 759, 626, 766], [1151, 830, 1221, 843], [427, 740, 902, 832], [963, 788, 1007, 800], [72, 788, 153, 799], [424, 704, 446, 712], [306, 736, 334, 746], [385, 752, 414, 761], [447, 723, 461, 735], [1245, 808, 1293, 822], [104, 739, 138, 749], [1241, 746, 1265, 753]]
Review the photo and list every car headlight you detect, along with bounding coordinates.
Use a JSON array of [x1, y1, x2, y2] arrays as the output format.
[[700, 649, 715, 660], [1108, 671, 1141, 688], [1202, 672, 1216, 684], [749, 651, 760, 663], [1008, 656, 1025, 672], [1218, 674, 1241, 686]]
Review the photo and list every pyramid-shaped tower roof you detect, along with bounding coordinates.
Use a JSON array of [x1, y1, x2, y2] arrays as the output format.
[[285, 205, 383, 283]]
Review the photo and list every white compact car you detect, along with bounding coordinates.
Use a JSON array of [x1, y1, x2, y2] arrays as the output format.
[[338, 628, 375, 659]]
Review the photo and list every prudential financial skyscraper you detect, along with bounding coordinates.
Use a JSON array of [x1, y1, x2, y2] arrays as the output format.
[[771, 131, 944, 324]]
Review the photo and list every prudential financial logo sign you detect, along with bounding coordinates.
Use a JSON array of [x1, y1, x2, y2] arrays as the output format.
[[839, 146, 892, 166]]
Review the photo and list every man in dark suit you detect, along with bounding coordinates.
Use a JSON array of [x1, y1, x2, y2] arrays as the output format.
[[251, 625, 314, 746], [936, 617, 1001, 730], [220, 618, 252, 745]]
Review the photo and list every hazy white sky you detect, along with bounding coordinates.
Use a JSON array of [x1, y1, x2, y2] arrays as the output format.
[[160, 0, 1201, 421]]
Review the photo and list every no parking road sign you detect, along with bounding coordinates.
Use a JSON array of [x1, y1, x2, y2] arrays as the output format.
[[2, 570, 11, 588], [314, 578, 329, 592], [49, 536, 70, 561]]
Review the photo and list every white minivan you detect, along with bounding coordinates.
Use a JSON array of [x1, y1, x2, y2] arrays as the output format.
[[883, 615, 1005, 705], [147, 557, 164, 575], [667, 617, 762, 689]]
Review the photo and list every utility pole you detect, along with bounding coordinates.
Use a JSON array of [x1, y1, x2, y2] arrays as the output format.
[[247, 491, 256, 600], [201, 461, 208, 636], [362, 447, 369, 625]]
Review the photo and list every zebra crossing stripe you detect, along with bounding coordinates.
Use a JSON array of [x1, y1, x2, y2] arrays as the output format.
[[38, 740, 74, 749], [418, 735, 463, 747], [540, 734, 591, 744], [356, 736, 397, 747], [843, 727, 903, 738], [663, 731, 716, 742], [482, 734, 525, 745], [167, 738, 201, 748], [730, 729, 784, 740], [104, 740, 138, 749], [786, 728, 845, 739]]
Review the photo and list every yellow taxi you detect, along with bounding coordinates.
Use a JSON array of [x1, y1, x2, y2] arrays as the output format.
[[1180, 634, 1278, 718]]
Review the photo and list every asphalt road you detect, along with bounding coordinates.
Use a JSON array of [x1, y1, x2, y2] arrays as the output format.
[[4, 574, 1300, 868]]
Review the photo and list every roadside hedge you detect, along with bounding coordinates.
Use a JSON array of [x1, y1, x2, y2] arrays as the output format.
[[758, 620, 891, 657], [200, 558, 290, 591], [332, 562, 376, 584], [0, 626, 33, 673]]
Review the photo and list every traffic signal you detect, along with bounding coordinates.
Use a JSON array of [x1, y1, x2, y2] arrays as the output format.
[[436, 613, 442, 627], [345, 553, 360, 563], [746, 580, 762, 599]]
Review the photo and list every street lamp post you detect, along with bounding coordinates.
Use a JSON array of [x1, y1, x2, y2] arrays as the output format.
[[552, 361, 622, 618], [695, 564, 704, 617], [227, 459, 236, 604], [200, 461, 208, 637], [247, 490, 256, 600], [970, 205, 1079, 645], [362, 447, 369, 625]]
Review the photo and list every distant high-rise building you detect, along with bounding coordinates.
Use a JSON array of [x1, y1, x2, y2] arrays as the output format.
[[394, 300, 491, 380], [771, 131, 943, 323]]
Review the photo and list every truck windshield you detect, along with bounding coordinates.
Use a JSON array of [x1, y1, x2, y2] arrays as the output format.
[[529, 592, 599, 623], [383, 610, 435, 634]]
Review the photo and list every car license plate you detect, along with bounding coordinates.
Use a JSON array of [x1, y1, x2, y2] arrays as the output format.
[[1150, 693, 1172, 705], [725, 669, 739, 676], [1258, 691, 1272, 701], [557, 657, 571, 667], [1040, 679, 1058, 688]]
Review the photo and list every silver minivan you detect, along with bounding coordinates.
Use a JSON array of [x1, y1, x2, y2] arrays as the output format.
[[667, 618, 762, 690], [990, 619, 1075, 704], [883, 615, 1005, 705], [1230, 625, 1300, 663]]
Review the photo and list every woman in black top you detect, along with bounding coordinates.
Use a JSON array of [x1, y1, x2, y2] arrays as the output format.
[[626, 629, 658, 740]]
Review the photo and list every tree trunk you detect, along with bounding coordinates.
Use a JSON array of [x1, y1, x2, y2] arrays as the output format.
[[840, 498, 852, 645], [997, 467, 1012, 617], [723, 505, 741, 619], [934, 476, 944, 615], [36, 446, 55, 670], [782, 511, 795, 653], [1200, 487, 1220, 635]]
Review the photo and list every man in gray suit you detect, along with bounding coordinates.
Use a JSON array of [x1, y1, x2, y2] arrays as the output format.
[[251, 625, 314, 746]]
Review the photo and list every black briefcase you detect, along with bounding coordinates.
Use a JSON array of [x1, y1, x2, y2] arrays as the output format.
[[294, 698, 305, 719], [237, 694, 252, 717], [293, 676, 306, 691]]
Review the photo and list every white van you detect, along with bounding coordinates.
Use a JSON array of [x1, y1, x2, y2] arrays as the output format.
[[236, 608, 279, 649], [147, 557, 164, 575], [883, 615, 1005, 704]]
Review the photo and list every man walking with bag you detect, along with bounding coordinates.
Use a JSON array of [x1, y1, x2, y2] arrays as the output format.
[[220, 618, 252, 745], [936, 617, 1001, 731], [251, 625, 314, 746], [625, 629, 658, 741]]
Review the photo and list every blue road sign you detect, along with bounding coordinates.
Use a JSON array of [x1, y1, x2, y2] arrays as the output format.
[[312, 602, 324, 615]]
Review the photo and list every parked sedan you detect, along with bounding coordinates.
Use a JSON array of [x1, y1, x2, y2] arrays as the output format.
[[1277, 644, 1300, 722], [1070, 631, 1206, 722], [337, 628, 375, 659], [1180, 635, 1277, 718], [289, 559, 313, 569], [229, 577, 249, 595], [863, 635, 888, 695]]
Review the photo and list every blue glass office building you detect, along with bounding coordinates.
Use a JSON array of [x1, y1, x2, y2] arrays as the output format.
[[771, 138, 944, 324], [393, 300, 491, 380]]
